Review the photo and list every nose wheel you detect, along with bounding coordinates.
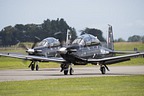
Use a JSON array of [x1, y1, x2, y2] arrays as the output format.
[[61, 63, 74, 75], [64, 70, 68, 75], [31, 63, 35, 71], [28, 61, 39, 71], [36, 64, 39, 71]]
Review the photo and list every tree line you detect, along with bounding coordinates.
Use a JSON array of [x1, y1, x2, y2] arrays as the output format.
[[115, 35, 144, 42], [0, 18, 106, 46], [0, 18, 77, 46], [0, 18, 143, 46]]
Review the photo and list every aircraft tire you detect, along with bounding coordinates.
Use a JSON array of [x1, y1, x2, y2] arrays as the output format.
[[36, 65, 39, 71], [64, 70, 68, 75], [101, 66, 106, 74], [70, 68, 73, 75], [31, 64, 35, 71]]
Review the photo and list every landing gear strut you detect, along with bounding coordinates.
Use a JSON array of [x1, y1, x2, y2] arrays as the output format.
[[28, 61, 39, 71], [60, 63, 74, 75], [70, 67, 74, 75]]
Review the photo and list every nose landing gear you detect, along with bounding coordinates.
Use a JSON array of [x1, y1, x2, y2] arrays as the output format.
[[28, 61, 39, 71], [60, 63, 74, 75]]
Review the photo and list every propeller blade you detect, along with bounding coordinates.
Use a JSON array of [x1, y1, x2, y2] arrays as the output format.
[[31, 36, 40, 49], [31, 43, 36, 49], [19, 43, 29, 50]]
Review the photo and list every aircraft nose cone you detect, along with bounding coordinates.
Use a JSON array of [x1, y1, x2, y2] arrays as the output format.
[[58, 47, 67, 54]]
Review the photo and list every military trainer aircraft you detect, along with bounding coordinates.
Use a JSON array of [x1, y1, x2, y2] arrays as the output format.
[[0, 25, 144, 75], [0, 31, 71, 71]]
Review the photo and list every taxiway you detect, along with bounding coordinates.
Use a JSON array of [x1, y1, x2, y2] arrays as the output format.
[[0, 66, 144, 82]]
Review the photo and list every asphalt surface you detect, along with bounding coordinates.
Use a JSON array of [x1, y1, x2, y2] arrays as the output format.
[[0, 66, 144, 82]]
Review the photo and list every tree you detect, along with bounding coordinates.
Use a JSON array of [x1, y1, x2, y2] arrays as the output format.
[[0, 18, 77, 45], [128, 35, 141, 42], [0, 26, 19, 45], [117, 38, 125, 42], [141, 36, 144, 43]]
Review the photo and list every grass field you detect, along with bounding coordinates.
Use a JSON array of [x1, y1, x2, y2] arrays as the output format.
[[0, 57, 60, 70], [114, 42, 144, 51], [0, 75, 144, 96]]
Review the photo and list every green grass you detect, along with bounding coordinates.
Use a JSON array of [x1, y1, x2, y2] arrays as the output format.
[[0, 75, 144, 96], [114, 42, 144, 51], [0, 57, 59, 70], [110, 57, 144, 66], [0, 57, 25, 69]]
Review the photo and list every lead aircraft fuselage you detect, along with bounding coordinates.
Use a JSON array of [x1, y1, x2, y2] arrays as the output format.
[[58, 34, 113, 65]]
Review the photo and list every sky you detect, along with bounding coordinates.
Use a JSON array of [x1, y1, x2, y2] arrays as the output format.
[[0, 0, 144, 40]]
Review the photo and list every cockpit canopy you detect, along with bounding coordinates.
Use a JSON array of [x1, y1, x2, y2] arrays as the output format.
[[38, 37, 60, 47], [72, 34, 100, 46]]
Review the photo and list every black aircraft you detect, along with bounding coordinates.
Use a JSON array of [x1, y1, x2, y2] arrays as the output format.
[[1, 37, 61, 71], [0, 31, 72, 71], [0, 25, 144, 75], [25, 37, 61, 70]]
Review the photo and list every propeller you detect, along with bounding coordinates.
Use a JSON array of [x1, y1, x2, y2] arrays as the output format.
[[19, 43, 29, 50], [31, 36, 40, 49], [19, 36, 41, 54]]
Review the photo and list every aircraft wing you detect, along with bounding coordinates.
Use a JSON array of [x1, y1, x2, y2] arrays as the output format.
[[110, 50, 139, 54], [87, 52, 144, 65], [0, 53, 65, 63]]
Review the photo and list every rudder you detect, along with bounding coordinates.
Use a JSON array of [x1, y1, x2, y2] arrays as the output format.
[[107, 25, 114, 50]]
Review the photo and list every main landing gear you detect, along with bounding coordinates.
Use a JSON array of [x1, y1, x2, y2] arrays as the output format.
[[28, 61, 39, 71], [60, 63, 74, 75], [100, 64, 110, 74]]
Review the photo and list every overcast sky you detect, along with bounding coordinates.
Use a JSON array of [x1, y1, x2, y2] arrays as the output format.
[[0, 0, 144, 40]]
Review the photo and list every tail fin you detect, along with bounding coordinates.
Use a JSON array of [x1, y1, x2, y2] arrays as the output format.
[[107, 25, 114, 50]]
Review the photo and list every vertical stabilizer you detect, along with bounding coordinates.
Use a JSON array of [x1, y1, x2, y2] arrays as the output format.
[[107, 25, 114, 50]]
